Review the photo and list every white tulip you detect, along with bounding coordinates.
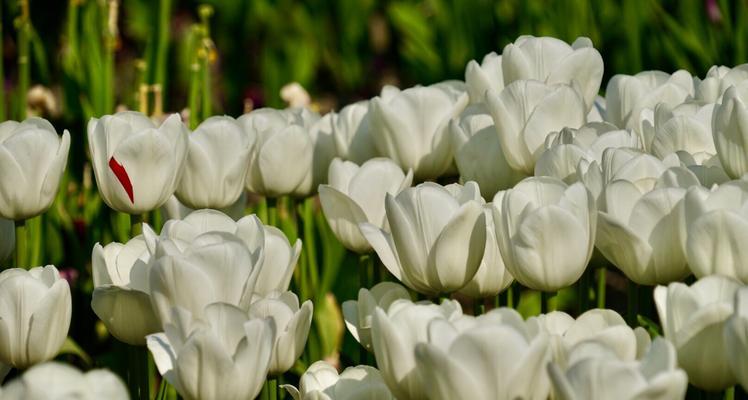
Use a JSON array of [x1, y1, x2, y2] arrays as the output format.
[[654, 275, 741, 390], [548, 337, 688, 400], [342, 282, 411, 351], [485, 80, 587, 175], [604, 70, 694, 134], [0, 218, 13, 263], [695, 64, 748, 102], [675, 151, 730, 188], [175, 116, 252, 209], [465, 52, 504, 104], [492, 177, 596, 291], [147, 303, 274, 400], [0, 362, 128, 400], [0, 118, 70, 220], [161, 193, 247, 221], [283, 361, 395, 400], [0, 266, 71, 369], [360, 181, 486, 295], [644, 101, 716, 158], [332, 100, 378, 164], [369, 83, 468, 180], [91, 235, 160, 346], [502, 36, 604, 111], [725, 287, 748, 392], [247, 291, 313, 375], [370, 299, 464, 400], [712, 82, 748, 178], [451, 104, 526, 199]]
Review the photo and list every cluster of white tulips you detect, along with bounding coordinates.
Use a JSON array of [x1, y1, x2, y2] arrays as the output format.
[[4, 34, 748, 399]]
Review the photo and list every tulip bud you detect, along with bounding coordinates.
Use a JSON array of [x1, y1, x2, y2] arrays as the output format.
[[695, 64, 748, 103], [282, 361, 395, 400], [712, 82, 748, 178], [342, 282, 411, 351], [465, 52, 504, 104], [332, 100, 378, 164]]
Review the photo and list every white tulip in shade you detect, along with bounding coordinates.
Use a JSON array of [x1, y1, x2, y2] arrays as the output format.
[[360, 181, 486, 295], [161, 193, 248, 221], [492, 177, 596, 291], [247, 291, 313, 375], [501, 35, 604, 111], [548, 337, 688, 400], [695, 64, 748, 102], [643, 102, 716, 159], [91, 235, 161, 346], [0, 362, 129, 400], [331, 100, 378, 164], [712, 82, 748, 178], [0, 118, 70, 220], [88, 111, 189, 214], [147, 303, 275, 400], [342, 282, 411, 351], [654, 275, 741, 390], [0, 218, 14, 263], [282, 361, 395, 400], [319, 158, 413, 253], [485, 80, 587, 175], [368, 83, 468, 180], [175, 116, 253, 209], [0, 266, 71, 369], [465, 52, 504, 104], [725, 287, 748, 392]]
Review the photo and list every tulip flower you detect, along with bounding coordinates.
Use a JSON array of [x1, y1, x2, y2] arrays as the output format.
[[604, 70, 694, 133], [465, 52, 503, 104], [695, 64, 748, 102], [369, 83, 468, 180], [175, 116, 253, 209], [319, 158, 413, 253], [332, 100, 378, 164], [451, 104, 526, 199], [370, 299, 464, 400], [283, 361, 395, 400], [415, 310, 552, 400], [360, 181, 486, 295], [162, 193, 248, 221], [725, 287, 748, 392], [0, 118, 70, 220], [712, 82, 748, 178], [0, 266, 71, 369], [342, 282, 411, 351], [492, 177, 596, 291], [88, 111, 189, 214], [502, 36, 604, 111], [147, 303, 275, 400], [548, 337, 688, 400], [247, 291, 313, 375], [643, 102, 716, 159], [0, 362, 129, 400], [91, 235, 161, 346], [485, 80, 587, 175], [654, 275, 740, 390], [675, 152, 730, 188], [682, 181, 748, 281], [0, 218, 13, 263]]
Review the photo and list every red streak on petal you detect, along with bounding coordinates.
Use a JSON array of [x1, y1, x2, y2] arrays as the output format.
[[108, 157, 134, 204]]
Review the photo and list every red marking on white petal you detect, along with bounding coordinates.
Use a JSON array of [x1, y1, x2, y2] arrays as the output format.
[[108, 157, 134, 204]]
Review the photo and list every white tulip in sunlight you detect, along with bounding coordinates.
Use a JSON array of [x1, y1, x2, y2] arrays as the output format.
[[0, 218, 13, 263], [682, 180, 748, 281], [360, 181, 486, 295], [485, 80, 587, 174], [415, 309, 552, 400], [451, 104, 526, 199], [605, 70, 694, 134], [675, 151, 730, 188], [695, 64, 748, 102], [175, 116, 252, 209], [332, 100, 378, 164], [0, 117, 70, 220], [371, 299, 464, 400], [319, 158, 413, 253], [712, 82, 748, 178], [88, 111, 188, 214], [91, 235, 160, 346], [502, 35, 604, 111], [283, 361, 395, 400], [654, 275, 740, 390], [725, 287, 748, 392], [147, 303, 274, 400], [643, 101, 716, 158], [342, 282, 411, 351], [0, 266, 71, 369], [369, 83, 468, 180], [548, 337, 688, 400], [465, 52, 503, 104], [162, 192, 248, 221], [492, 177, 595, 291], [0, 362, 128, 400], [247, 291, 313, 375]]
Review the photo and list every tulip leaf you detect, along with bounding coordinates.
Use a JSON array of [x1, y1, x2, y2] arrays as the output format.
[[637, 315, 662, 338], [57, 336, 93, 367]]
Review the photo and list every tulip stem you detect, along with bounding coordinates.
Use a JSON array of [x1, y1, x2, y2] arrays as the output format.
[[578, 268, 591, 313], [302, 198, 319, 298], [267, 198, 278, 227], [257, 197, 269, 225], [627, 281, 639, 326], [131, 213, 147, 238], [126, 345, 150, 400], [596, 266, 606, 309], [14, 220, 27, 269]]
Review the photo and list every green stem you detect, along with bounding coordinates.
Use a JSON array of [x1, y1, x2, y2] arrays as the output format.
[[267, 198, 278, 227], [126, 345, 149, 400], [16, 0, 30, 120], [627, 281, 639, 326], [27, 215, 42, 267], [198, 6, 212, 121], [303, 198, 319, 297], [540, 291, 550, 315], [596, 266, 606, 309], [187, 52, 200, 129], [257, 197, 269, 225], [578, 268, 591, 314], [15, 220, 27, 269], [131, 213, 147, 238], [153, 0, 172, 96], [359, 253, 373, 364]]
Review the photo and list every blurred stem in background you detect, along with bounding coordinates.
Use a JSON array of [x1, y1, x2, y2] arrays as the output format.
[[15, 0, 30, 120], [0, 3, 5, 121], [187, 4, 214, 129], [14, 220, 26, 269]]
